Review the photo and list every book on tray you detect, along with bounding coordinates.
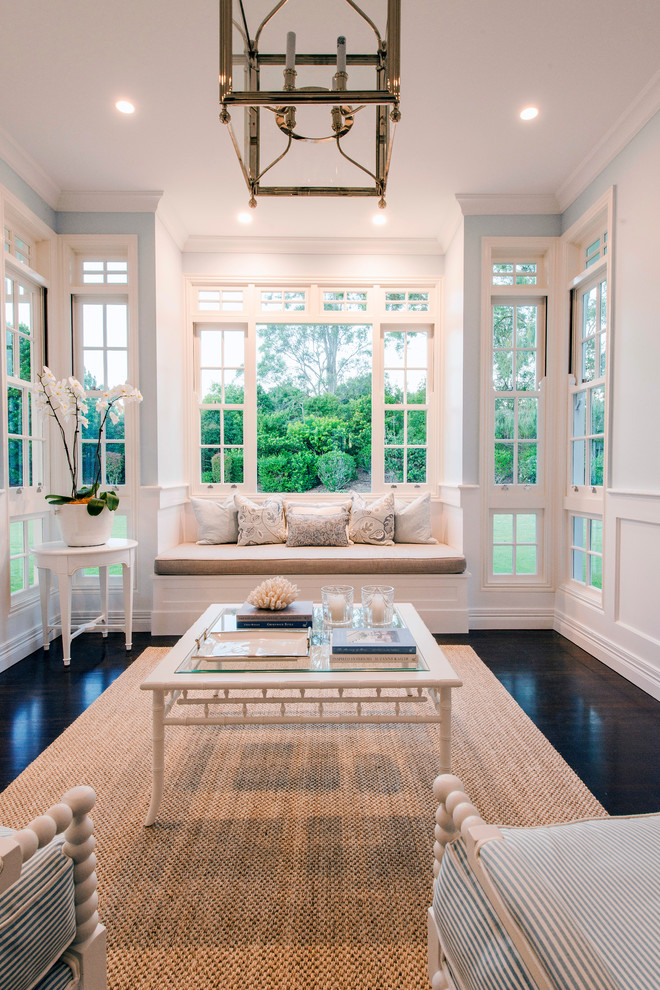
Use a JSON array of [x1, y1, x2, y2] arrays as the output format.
[[236, 600, 314, 628], [331, 627, 417, 655]]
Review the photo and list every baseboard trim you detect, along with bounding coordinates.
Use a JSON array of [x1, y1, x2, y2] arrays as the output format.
[[554, 610, 660, 703], [468, 607, 555, 629]]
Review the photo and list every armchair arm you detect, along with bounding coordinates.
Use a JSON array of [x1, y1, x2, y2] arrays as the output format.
[[0, 785, 99, 944]]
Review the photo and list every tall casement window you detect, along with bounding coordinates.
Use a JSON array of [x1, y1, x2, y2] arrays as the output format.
[[492, 300, 543, 487], [3, 213, 49, 600], [483, 245, 553, 585], [189, 282, 437, 496], [562, 200, 611, 600], [66, 237, 139, 545], [570, 274, 607, 489]]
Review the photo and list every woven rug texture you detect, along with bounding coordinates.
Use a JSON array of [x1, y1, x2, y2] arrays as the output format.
[[0, 645, 606, 990]]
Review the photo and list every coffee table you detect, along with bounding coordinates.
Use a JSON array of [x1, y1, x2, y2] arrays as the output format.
[[140, 602, 462, 825]]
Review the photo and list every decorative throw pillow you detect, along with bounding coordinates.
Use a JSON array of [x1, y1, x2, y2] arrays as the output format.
[[348, 492, 395, 546], [235, 495, 286, 546], [284, 499, 352, 517], [191, 496, 238, 545], [394, 494, 438, 544], [286, 510, 350, 547]]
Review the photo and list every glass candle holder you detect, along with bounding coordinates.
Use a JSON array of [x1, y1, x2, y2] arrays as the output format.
[[321, 585, 354, 626], [361, 585, 395, 626]]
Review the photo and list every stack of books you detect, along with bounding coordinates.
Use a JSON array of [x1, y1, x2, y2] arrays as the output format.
[[236, 600, 314, 629], [331, 626, 418, 663]]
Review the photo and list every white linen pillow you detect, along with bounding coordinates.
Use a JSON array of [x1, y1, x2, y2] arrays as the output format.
[[394, 493, 438, 544], [191, 496, 238, 545], [286, 510, 350, 547], [348, 492, 395, 546], [284, 499, 352, 517], [235, 494, 286, 546]]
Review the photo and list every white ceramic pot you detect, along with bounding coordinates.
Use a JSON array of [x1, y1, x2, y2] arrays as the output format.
[[55, 504, 114, 547]]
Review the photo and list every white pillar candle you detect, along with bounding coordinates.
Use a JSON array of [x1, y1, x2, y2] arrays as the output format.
[[286, 31, 296, 71], [327, 594, 345, 622], [337, 36, 347, 74], [370, 593, 386, 624]]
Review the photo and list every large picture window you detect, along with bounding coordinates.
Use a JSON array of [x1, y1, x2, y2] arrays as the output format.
[[191, 282, 437, 495]]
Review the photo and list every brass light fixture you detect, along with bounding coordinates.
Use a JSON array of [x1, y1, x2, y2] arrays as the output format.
[[219, 0, 401, 208]]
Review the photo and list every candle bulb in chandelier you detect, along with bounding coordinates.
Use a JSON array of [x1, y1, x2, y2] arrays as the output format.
[[286, 31, 296, 70]]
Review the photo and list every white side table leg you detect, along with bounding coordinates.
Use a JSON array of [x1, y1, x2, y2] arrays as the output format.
[[122, 560, 134, 651], [57, 573, 73, 667], [99, 565, 109, 638], [38, 567, 51, 650]]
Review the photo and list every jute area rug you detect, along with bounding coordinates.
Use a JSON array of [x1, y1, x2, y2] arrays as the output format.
[[0, 645, 606, 990]]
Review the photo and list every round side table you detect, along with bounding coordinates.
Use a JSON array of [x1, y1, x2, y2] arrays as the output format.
[[32, 538, 138, 666]]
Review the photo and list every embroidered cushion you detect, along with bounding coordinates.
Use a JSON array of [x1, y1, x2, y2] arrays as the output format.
[[348, 493, 395, 546], [235, 495, 286, 546], [394, 494, 438, 544], [191, 496, 238, 544], [286, 510, 350, 547]]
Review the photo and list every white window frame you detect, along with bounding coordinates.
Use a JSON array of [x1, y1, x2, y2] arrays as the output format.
[[489, 509, 544, 582], [481, 238, 555, 590], [568, 513, 603, 600], [64, 235, 140, 551], [185, 279, 439, 499]]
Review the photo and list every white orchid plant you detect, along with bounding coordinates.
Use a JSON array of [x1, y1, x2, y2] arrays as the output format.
[[36, 366, 143, 516]]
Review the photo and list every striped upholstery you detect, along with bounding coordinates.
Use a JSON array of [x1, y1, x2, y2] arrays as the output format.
[[33, 959, 76, 990], [434, 814, 660, 990], [433, 837, 536, 990], [0, 826, 76, 990]]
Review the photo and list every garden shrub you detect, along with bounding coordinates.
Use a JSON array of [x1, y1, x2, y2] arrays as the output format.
[[316, 450, 357, 490], [258, 451, 318, 493]]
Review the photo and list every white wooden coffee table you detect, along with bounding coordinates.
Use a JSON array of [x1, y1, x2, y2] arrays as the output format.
[[140, 602, 462, 825]]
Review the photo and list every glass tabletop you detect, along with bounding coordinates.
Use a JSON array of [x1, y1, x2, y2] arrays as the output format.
[[175, 605, 429, 673]]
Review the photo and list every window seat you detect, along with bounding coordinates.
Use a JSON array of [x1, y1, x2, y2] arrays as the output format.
[[151, 542, 469, 635]]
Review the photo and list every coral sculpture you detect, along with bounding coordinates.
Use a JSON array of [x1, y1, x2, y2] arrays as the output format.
[[247, 576, 299, 611]]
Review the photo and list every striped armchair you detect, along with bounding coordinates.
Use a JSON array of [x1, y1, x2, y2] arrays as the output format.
[[0, 786, 106, 990], [429, 774, 660, 990]]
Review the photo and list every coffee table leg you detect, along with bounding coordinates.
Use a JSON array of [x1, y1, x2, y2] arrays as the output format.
[[144, 689, 165, 826], [438, 686, 452, 773]]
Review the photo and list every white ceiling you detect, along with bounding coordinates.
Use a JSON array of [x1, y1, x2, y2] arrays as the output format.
[[2, 0, 660, 250]]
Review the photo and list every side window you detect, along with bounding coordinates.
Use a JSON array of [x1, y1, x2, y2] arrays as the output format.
[[383, 329, 430, 485], [76, 298, 130, 487], [492, 299, 544, 487], [5, 273, 44, 490], [570, 276, 607, 489], [196, 325, 246, 486]]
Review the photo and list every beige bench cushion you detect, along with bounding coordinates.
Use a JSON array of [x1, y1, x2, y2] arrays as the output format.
[[154, 542, 466, 576]]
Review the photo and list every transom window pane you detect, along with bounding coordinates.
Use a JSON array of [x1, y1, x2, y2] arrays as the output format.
[[492, 262, 538, 286], [82, 259, 128, 284], [385, 290, 430, 312], [260, 289, 306, 312], [197, 288, 244, 312], [323, 290, 368, 312]]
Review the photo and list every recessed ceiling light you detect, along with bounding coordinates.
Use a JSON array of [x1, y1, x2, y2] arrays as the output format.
[[115, 100, 135, 114], [520, 106, 539, 121], [237, 212, 253, 224], [372, 214, 387, 226]]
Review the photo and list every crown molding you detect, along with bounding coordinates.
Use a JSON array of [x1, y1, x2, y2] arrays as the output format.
[[455, 193, 560, 216], [156, 197, 188, 251], [56, 190, 163, 213], [182, 234, 443, 256], [556, 68, 660, 212], [0, 125, 60, 209]]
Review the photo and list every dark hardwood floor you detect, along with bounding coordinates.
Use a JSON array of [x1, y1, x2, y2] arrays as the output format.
[[1, 629, 658, 816]]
